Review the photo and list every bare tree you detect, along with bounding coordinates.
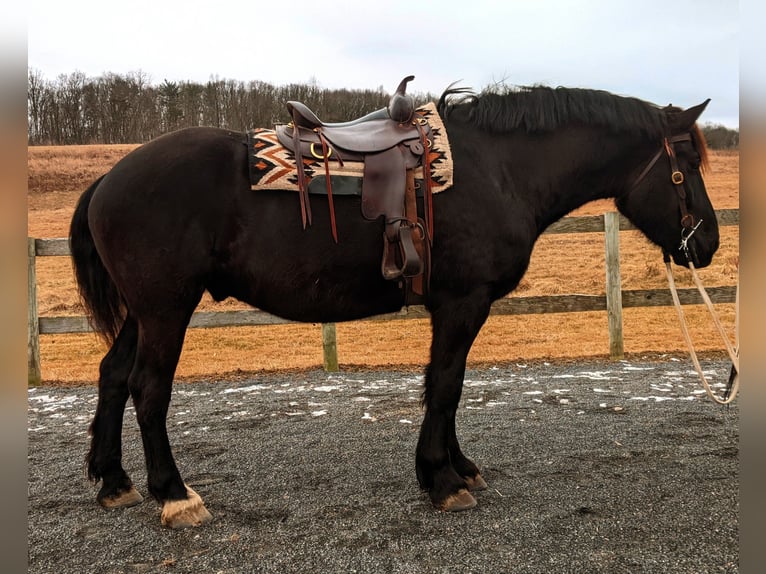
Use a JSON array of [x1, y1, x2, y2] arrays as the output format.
[[27, 70, 440, 145]]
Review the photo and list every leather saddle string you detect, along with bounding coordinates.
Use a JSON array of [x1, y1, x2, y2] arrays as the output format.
[[290, 119, 312, 228], [405, 169, 426, 298], [414, 117, 434, 243], [316, 129, 338, 243]]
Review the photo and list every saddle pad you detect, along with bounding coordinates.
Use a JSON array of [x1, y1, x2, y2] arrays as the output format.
[[248, 102, 453, 194]]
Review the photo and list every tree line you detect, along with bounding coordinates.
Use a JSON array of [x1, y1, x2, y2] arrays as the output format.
[[27, 70, 738, 148], [27, 70, 436, 145], [698, 122, 739, 149]]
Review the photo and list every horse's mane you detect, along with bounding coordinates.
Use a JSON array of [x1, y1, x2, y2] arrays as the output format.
[[690, 122, 711, 173], [437, 84, 670, 139]]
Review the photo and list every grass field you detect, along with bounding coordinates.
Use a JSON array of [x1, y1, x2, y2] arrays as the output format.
[[28, 145, 739, 385]]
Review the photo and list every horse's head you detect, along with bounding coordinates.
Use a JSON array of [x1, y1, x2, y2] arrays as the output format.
[[616, 100, 719, 268]]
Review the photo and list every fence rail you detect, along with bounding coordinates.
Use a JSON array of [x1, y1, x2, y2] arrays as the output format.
[[27, 209, 739, 384]]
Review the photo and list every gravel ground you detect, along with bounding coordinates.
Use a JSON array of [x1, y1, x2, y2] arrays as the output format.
[[28, 357, 738, 574]]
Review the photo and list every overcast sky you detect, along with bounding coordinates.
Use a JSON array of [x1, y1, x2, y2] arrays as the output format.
[[27, 0, 739, 127]]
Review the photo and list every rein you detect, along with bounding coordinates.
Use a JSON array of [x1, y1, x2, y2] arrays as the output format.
[[636, 132, 739, 404], [664, 256, 739, 405]]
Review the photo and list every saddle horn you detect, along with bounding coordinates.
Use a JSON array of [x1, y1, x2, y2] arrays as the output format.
[[388, 75, 415, 123]]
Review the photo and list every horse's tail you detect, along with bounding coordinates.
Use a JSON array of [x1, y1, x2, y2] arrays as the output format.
[[69, 175, 124, 345]]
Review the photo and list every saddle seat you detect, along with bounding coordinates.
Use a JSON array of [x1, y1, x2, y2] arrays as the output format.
[[275, 75, 433, 292], [281, 111, 426, 157], [286, 101, 390, 131]]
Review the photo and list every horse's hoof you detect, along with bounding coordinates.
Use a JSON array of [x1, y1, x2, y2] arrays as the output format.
[[465, 473, 488, 491], [439, 488, 477, 512], [99, 486, 144, 509], [160, 485, 213, 529]]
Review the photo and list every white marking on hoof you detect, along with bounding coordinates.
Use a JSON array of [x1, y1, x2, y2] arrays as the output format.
[[439, 488, 477, 512], [160, 484, 213, 529], [465, 473, 489, 491], [99, 486, 144, 509]]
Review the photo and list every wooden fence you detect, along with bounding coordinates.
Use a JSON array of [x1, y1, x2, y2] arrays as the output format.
[[27, 210, 739, 384]]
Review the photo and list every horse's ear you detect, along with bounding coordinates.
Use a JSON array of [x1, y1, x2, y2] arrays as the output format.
[[674, 99, 711, 129]]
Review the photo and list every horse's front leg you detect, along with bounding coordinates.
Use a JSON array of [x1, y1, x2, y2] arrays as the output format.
[[416, 290, 491, 511]]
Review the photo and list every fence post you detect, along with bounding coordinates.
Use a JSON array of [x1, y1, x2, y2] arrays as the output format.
[[28, 238, 42, 386], [322, 323, 339, 372], [604, 212, 624, 360]]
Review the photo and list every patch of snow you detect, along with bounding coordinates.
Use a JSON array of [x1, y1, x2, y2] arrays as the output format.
[[221, 384, 271, 394]]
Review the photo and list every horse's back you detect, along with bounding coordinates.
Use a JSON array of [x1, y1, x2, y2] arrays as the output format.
[[91, 127, 248, 215]]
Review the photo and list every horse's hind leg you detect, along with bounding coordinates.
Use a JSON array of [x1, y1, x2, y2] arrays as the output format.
[[87, 316, 144, 508], [416, 291, 491, 511], [129, 311, 212, 529]]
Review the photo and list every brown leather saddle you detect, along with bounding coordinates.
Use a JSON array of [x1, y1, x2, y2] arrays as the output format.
[[275, 75, 433, 291]]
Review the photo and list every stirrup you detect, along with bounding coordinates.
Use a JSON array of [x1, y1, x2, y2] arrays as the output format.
[[382, 222, 423, 279]]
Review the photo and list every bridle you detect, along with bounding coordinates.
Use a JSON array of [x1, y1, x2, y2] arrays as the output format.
[[634, 132, 739, 404], [632, 132, 702, 263]]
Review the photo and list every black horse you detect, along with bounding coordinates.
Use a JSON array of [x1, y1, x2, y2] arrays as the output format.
[[70, 83, 719, 528]]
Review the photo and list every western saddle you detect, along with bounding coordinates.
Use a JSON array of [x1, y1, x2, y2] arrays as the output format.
[[275, 75, 433, 294]]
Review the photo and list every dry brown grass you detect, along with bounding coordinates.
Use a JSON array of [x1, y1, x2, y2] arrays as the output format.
[[28, 145, 739, 386]]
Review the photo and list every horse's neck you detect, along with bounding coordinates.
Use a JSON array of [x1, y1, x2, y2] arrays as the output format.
[[522, 130, 646, 232]]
